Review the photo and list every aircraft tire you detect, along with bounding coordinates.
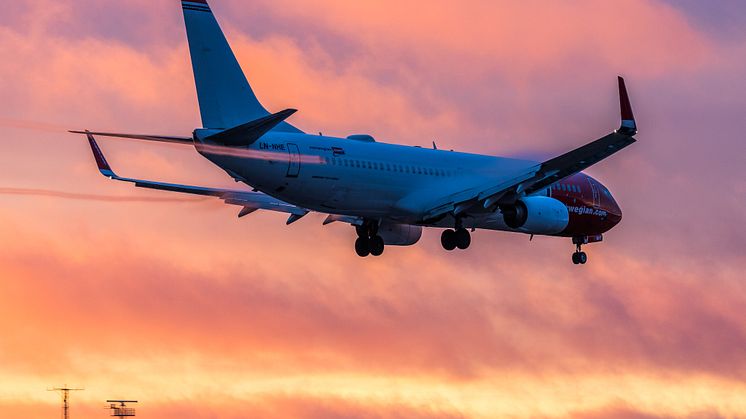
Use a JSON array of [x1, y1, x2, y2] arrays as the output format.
[[441, 229, 457, 251], [455, 229, 471, 250], [355, 237, 371, 257], [370, 236, 385, 256]]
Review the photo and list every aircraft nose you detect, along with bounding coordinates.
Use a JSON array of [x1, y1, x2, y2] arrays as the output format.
[[603, 189, 623, 227]]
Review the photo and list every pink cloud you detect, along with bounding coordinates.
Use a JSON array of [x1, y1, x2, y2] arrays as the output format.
[[0, 0, 744, 417]]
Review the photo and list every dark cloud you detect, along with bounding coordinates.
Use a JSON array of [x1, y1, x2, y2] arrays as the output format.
[[659, 0, 746, 41]]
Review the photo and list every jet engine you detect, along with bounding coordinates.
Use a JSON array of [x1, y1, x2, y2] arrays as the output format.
[[378, 223, 422, 246], [500, 196, 569, 235]]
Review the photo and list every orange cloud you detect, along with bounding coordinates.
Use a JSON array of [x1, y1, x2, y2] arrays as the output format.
[[0, 0, 745, 418]]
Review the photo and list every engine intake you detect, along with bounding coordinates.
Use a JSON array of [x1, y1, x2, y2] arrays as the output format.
[[500, 196, 569, 235]]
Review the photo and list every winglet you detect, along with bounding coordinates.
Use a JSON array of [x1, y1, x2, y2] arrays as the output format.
[[618, 76, 637, 136], [85, 132, 117, 178]]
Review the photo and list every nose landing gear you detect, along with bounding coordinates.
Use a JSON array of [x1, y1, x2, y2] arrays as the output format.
[[572, 248, 588, 265], [354, 221, 385, 257], [572, 240, 588, 265], [571, 235, 602, 264]]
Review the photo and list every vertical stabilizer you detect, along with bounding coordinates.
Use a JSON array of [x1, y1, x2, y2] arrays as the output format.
[[181, 1, 301, 132]]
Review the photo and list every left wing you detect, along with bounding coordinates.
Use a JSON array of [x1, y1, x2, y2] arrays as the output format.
[[83, 132, 309, 224], [69, 130, 194, 145]]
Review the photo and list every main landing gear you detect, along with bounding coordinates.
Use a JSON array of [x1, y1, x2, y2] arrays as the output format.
[[441, 218, 472, 251], [355, 222, 385, 257]]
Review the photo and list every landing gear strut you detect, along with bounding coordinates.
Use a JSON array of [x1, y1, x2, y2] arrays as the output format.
[[572, 243, 588, 265], [355, 221, 385, 257], [441, 219, 472, 251]]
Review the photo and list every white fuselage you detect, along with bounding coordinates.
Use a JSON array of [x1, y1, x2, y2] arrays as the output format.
[[197, 131, 542, 231]]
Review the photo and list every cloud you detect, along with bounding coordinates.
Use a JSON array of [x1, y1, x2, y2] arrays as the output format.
[[0, 0, 744, 418]]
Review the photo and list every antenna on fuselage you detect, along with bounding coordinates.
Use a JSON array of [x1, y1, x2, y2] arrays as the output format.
[[432, 141, 438, 150]]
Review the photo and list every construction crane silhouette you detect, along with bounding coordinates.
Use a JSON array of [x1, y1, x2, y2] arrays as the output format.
[[48, 386, 84, 419]]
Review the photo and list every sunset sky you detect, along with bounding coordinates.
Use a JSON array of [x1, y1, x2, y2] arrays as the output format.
[[0, 0, 745, 418]]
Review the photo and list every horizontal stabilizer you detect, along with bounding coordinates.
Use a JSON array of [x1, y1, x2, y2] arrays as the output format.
[[204, 109, 297, 146], [70, 130, 192, 145]]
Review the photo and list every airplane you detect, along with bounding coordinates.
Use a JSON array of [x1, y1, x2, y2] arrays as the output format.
[[72, 0, 637, 264]]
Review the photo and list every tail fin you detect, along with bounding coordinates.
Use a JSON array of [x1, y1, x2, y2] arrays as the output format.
[[181, 1, 301, 133]]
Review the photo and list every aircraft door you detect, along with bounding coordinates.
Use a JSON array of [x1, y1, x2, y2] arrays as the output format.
[[588, 178, 601, 208], [286, 143, 300, 177]]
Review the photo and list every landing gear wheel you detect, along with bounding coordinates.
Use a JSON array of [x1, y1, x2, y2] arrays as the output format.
[[355, 237, 371, 257], [441, 229, 457, 251], [370, 235, 385, 256], [572, 251, 588, 265], [455, 229, 471, 250]]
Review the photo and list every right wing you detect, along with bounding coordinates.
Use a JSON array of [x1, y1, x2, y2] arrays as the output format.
[[83, 132, 309, 224], [422, 77, 637, 220]]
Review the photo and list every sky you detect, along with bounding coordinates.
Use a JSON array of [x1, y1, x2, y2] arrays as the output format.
[[0, 0, 744, 418]]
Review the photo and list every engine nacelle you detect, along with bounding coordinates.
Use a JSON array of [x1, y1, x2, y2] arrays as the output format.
[[500, 196, 569, 235], [378, 223, 422, 246]]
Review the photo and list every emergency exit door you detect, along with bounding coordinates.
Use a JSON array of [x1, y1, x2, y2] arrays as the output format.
[[286, 143, 300, 177]]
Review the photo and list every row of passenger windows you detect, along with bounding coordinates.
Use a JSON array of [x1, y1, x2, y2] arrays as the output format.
[[321, 157, 453, 177], [552, 183, 581, 193]]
